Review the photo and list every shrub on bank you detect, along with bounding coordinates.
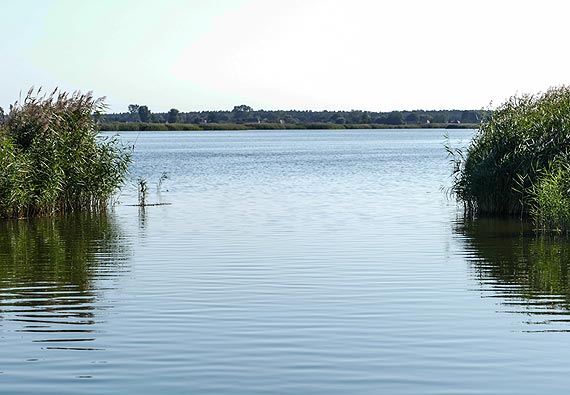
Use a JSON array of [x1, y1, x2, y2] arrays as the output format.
[[450, 86, 570, 232], [0, 89, 130, 218]]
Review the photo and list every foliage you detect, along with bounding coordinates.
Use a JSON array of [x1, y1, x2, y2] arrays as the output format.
[[167, 108, 180, 123], [138, 105, 151, 122], [450, 86, 570, 221], [128, 104, 140, 122], [531, 162, 570, 234], [99, 121, 473, 132], [0, 88, 131, 218], [104, 105, 486, 127]]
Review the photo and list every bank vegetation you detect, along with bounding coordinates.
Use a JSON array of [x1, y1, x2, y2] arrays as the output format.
[[0, 89, 130, 218], [450, 86, 570, 233]]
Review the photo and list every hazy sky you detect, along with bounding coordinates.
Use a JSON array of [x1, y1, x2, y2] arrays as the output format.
[[1, 0, 568, 113]]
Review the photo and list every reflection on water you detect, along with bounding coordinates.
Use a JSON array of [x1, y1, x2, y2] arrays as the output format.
[[0, 213, 129, 350], [7, 130, 570, 394], [456, 217, 570, 331]]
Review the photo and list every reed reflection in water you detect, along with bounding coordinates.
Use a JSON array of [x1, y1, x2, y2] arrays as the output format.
[[0, 213, 130, 351], [456, 218, 570, 332]]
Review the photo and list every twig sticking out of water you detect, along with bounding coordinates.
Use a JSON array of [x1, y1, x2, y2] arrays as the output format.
[[138, 178, 148, 207]]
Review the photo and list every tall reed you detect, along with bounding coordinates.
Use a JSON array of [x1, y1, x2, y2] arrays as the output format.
[[0, 88, 130, 218], [530, 162, 570, 233], [450, 86, 570, 221]]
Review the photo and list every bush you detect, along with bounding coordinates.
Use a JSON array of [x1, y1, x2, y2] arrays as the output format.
[[0, 89, 130, 218], [450, 86, 570, 218]]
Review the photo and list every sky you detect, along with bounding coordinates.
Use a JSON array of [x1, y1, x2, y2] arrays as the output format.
[[1, 0, 569, 113]]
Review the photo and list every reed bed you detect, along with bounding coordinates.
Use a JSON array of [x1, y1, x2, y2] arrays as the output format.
[[0, 88, 130, 218], [450, 86, 570, 232]]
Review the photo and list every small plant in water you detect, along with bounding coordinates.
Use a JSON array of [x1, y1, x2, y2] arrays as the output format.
[[138, 178, 148, 207], [157, 172, 168, 192]]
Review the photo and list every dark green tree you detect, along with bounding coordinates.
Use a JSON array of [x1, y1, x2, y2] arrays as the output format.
[[128, 104, 140, 122], [331, 113, 346, 124], [138, 105, 151, 123], [206, 112, 219, 123], [334, 116, 346, 124], [461, 110, 479, 123], [386, 111, 403, 125], [405, 112, 419, 124], [167, 108, 180, 123], [231, 105, 253, 122], [347, 110, 361, 123], [432, 112, 448, 123]]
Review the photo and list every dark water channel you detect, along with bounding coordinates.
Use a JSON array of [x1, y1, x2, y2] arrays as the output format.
[[2, 129, 570, 394]]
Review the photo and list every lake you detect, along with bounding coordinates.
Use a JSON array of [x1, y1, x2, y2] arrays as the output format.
[[2, 129, 570, 394]]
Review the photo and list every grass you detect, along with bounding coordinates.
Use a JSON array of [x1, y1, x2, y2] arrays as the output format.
[[0, 88, 130, 218], [530, 162, 570, 233], [449, 86, 570, 231]]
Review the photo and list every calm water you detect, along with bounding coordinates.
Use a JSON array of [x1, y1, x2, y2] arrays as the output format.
[[2, 129, 570, 394]]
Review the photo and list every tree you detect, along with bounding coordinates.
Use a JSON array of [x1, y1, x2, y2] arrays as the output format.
[[404, 112, 419, 124], [128, 104, 140, 122], [461, 110, 479, 124], [231, 104, 253, 122], [138, 105, 151, 123], [432, 112, 448, 123], [385, 111, 403, 125], [331, 113, 346, 124], [347, 110, 363, 124], [232, 104, 253, 113], [167, 108, 180, 123], [206, 112, 219, 123]]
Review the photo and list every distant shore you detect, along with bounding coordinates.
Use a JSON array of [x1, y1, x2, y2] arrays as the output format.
[[100, 122, 478, 132]]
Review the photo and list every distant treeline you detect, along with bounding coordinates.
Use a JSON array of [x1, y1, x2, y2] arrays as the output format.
[[100, 121, 478, 132], [100, 104, 486, 130]]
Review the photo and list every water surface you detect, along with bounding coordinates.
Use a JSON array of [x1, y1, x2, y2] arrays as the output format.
[[2, 129, 570, 394]]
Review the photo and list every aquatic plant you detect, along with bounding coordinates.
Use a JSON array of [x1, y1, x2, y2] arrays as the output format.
[[133, 173, 171, 207], [137, 177, 148, 206], [0, 88, 131, 218], [157, 172, 168, 192], [450, 86, 570, 223], [530, 162, 570, 234]]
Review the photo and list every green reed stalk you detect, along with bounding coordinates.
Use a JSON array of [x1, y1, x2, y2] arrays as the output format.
[[0, 88, 131, 218], [449, 86, 570, 232]]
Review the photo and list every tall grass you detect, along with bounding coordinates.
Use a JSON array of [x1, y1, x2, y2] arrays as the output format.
[[0, 88, 130, 218], [450, 86, 570, 224], [530, 162, 570, 233]]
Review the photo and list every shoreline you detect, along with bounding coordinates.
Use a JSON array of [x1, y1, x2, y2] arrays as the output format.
[[100, 121, 478, 132]]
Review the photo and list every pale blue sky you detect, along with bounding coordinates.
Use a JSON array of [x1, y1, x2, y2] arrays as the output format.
[[1, 0, 569, 113]]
